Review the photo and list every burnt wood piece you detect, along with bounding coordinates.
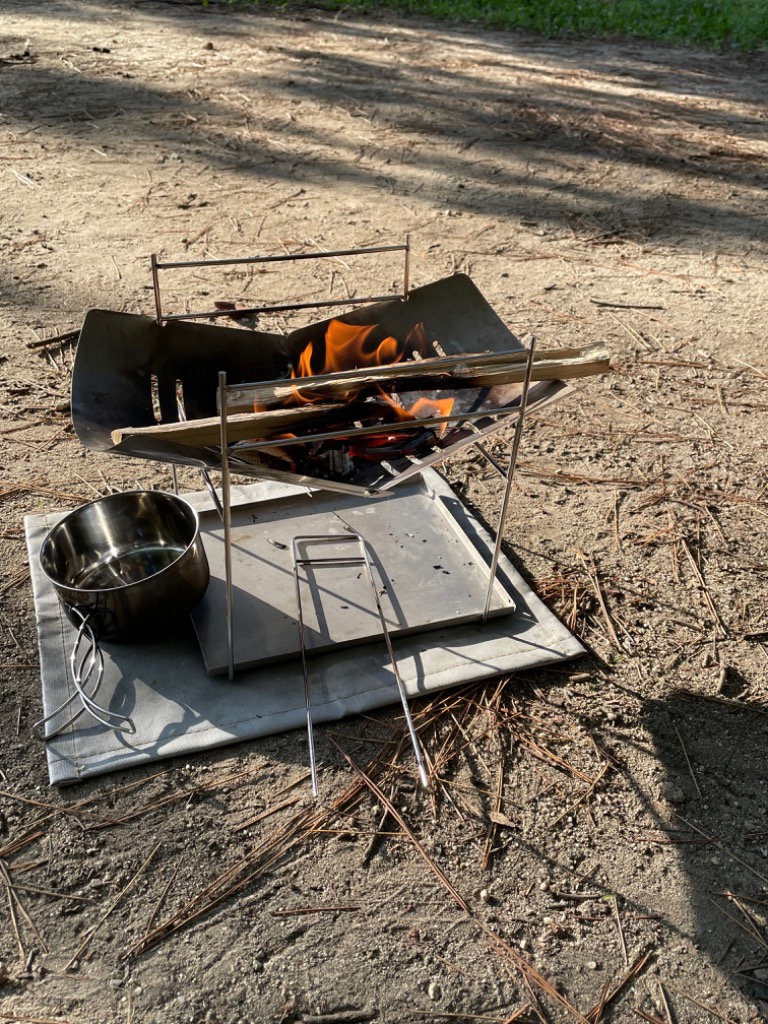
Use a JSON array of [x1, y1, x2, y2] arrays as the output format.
[[222, 343, 610, 413]]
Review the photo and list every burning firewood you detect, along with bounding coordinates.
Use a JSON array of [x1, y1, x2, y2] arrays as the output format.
[[111, 344, 610, 452], [223, 342, 610, 413]]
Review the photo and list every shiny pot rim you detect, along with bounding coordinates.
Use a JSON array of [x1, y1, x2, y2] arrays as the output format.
[[39, 489, 202, 597]]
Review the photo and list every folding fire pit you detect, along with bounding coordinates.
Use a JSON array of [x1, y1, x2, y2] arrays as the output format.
[[72, 242, 604, 495], [25, 242, 602, 785]]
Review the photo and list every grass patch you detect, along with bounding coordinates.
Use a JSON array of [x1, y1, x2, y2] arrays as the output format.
[[233, 0, 768, 51]]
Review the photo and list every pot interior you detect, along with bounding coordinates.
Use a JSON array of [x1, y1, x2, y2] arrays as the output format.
[[41, 491, 199, 593]]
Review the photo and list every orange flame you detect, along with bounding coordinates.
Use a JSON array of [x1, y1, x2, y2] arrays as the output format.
[[406, 397, 455, 437], [294, 320, 430, 377], [374, 389, 455, 437], [253, 319, 453, 452]]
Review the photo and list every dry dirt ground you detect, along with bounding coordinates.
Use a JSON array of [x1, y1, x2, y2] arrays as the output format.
[[2, 1, 768, 1021]]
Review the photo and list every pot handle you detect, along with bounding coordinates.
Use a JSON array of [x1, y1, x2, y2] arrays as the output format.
[[33, 610, 137, 741]]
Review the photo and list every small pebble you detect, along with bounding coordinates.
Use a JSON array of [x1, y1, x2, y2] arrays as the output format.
[[428, 981, 441, 1001], [661, 781, 686, 805]]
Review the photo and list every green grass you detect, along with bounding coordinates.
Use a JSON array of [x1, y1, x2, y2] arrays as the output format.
[[238, 0, 768, 51]]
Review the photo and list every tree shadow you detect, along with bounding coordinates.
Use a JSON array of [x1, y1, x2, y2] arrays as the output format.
[[2, 0, 767, 258], [641, 690, 768, 1007]]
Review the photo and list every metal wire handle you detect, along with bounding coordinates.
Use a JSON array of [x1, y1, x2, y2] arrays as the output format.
[[291, 532, 429, 797], [33, 609, 136, 740]]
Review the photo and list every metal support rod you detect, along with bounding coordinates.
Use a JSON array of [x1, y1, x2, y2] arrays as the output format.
[[292, 545, 320, 799], [149, 241, 410, 323], [160, 294, 405, 323], [218, 371, 235, 681], [403, 233, 410, 300], [154, 242, 409, 271], [482, 337, 537, 622], [357, 543, 429, 791], [199, 467, 224, 523], [150, 253, 163, 324]]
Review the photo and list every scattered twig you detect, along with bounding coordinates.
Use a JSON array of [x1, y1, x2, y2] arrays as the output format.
[[66, 843, 161, 970], [672, 687, 768, 718], [125, 751, 388, 959], [667, 810, 768, 886], [10, 882, 95, 904], [410, 1013, 523, 1023], [612, 895, 629, 967], [671, 722, 702, 799], [271, 905, 359, 918], [657, 979, 674, 1024], [586, 951, 653, 1022], [658, 979, 738, 1024], [0, 857, 48, 958], [232, 796, 302, 833], [0, 1015, 75, 1024], [680, 539, 728, 636], [633, 1011, 665, 1024], [708, 893, 768, 951], [577, 550, 624, 652], [590, 300, 665, 310], [143, 857, 182, 938], [552, 761, 611, 827], [482, 759, 504, 870], [333, 741, 591, 1024], [590, 978, 611, 1024]]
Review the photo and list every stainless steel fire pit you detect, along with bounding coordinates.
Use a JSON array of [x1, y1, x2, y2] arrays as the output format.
[[70, 245, 569, 496]]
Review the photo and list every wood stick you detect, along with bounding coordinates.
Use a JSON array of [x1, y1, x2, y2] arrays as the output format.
[[0, 1015, 75, 1024], [671, 722, 702, 799], [612, 894, 629, 967], [111, 400, 394, 448], [25, 328, 79, 350], [224, 342, 610, 411]]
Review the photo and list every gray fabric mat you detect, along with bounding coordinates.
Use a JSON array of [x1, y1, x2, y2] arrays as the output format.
[[26, 471, 584, 785]]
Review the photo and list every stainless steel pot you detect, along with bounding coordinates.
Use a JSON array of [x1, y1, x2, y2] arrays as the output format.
[[40, 490, 209, 639], [36, 490, 210, 739]]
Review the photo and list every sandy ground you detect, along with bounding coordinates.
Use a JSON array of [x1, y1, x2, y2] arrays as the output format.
[[2, 1, 768, 1021]]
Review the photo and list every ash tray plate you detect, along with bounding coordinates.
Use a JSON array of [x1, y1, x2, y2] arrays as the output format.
[[191, 477, 515, 675]]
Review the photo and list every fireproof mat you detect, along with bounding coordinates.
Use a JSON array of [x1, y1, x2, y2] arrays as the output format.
[[25, 471, 584, 785]]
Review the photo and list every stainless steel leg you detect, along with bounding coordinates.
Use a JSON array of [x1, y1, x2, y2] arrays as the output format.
[[218, 371, 235, 681], [482, 337, 537, 622]]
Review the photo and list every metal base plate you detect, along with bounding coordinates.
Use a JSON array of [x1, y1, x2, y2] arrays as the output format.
[[191, 476, 515, 675]]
